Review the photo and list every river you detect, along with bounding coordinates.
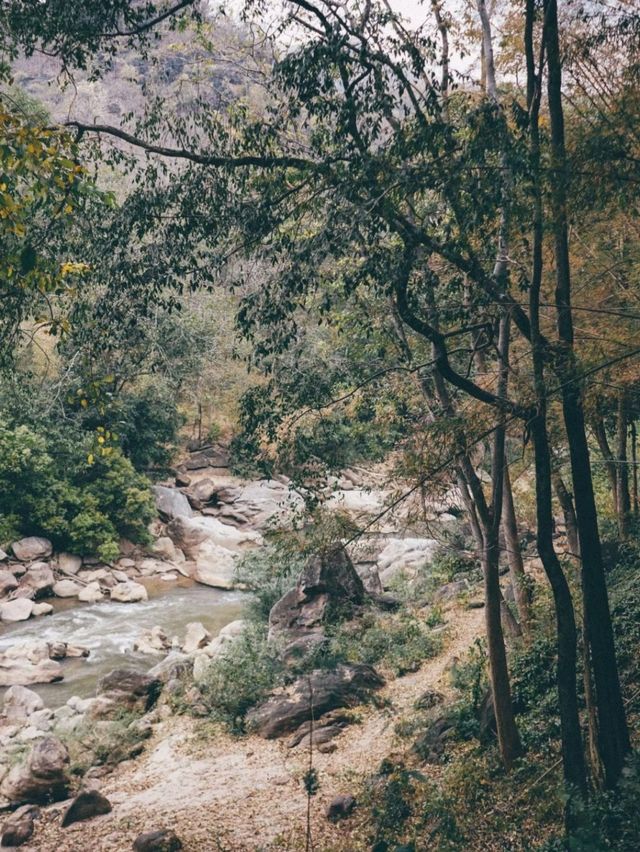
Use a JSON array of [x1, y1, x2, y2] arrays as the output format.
[[0, 578, 246, 707]]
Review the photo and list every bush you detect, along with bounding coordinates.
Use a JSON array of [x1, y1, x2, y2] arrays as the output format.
[[327, 610, 442, 677], [88, 384, 184, 472], [0, 419, 155, 557], [234, 544, 305, 622], [198, 623, 285, 733]]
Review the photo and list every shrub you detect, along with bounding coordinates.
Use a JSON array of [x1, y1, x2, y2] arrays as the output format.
[[234, 544, 305, 622], [0, 419, 155, 556], [327, 611, 442, 677], [198, 623, 285, 733]]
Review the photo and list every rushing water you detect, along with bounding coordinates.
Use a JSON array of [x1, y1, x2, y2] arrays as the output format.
[[0, 579, 246, 708]]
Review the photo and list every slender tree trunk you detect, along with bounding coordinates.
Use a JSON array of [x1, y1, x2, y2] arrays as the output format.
[[502, 463, 532, 635], [632, 420, 638, 518], [594, 415, 618, 510], [500, 591, 522, 638], [616, 391, 630, 539], [544, 0, 630, 788], [525, 0, 587, 798], [553, 472, 580, 562]]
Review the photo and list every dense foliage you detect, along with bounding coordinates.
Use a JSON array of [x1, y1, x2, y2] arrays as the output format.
[[0, 418, 154, 559]]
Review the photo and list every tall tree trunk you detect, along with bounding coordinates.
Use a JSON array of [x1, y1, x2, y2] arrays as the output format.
[[593, 415, 618, 511], [544, 0, 630, 788], [632, 420, 638, 518], [525, 0, 587, 798], [502, 462, 532, 636], [553, 472, 580, 562], [616, 391, 630, 539]]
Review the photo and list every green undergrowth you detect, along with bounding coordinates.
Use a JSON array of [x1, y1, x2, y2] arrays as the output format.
[[191, 537, 445, 734], [338, 548, 640, 851]]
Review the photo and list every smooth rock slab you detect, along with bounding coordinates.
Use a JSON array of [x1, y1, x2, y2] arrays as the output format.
[[61, 789, 112, 826]]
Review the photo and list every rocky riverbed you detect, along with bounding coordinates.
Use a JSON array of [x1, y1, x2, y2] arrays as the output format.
[[0, 447, 471, 847]]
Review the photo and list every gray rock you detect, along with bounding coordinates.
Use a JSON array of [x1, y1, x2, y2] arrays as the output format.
[[1, 804, 39, 847], [0, 736, 70, 803], [133, 829, 183, 851], [57, 553, 82, 575], [11, 538, 52, 562], [110, 581, 148, 603], [15, 564, 55, 599], [246, 664, 384, 739], [413, 716, 456, 763], [52, 579, 82, 598], [61, 789, 112, 826], [97, 668, 162, 714], [152, 486, 192, 520], [433, 579, 469, 603], [269, 546, 365, 642], [0, 569, 18, 596], [0, 598, 34, 622], [32, 602, 54, 616], [326, 794, 356, 822], [3, 686, 44, 722], [78, 581, 104, 603], [182, 622, 211, 654]]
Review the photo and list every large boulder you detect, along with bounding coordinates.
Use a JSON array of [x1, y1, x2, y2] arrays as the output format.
[[376, 538, 440, 588], [96, 668, 162, 713], [2, 685, 44, 722], [185, 477, 216, 506], [11, 537, 52, 562], [167, 515, 262, 556], [0, 598, 33, 622], [57, 553, 82, 575], [269, 547, 365, 641], [0, 569, 18, 596], [189, 546, 236, 590], [182, 622, 211, 655], [0, 736, 70, 803], [52, 579, 82, 598], [15, 563, 55, 599], [152, 486, 192, 520], [0, 655, 63, 686], [212, 479, 304, 529], [110, 581, 148, 603], [61, 789, 112, 827], [246, 664, 384, 738], [78, 581, 104, 603]]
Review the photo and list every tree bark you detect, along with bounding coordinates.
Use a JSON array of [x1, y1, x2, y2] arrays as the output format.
[[502, 462, 532, 636], [553, 472, 580, 562], [593, 415, 618, 510], [544, 0, 630, 788], [616, 391, 631, 539], [632, 420, 638, 518], [525, 0, 587, 798]]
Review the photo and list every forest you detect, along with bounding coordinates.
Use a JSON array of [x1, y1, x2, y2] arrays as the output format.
[[0, 1, 639, 850]]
